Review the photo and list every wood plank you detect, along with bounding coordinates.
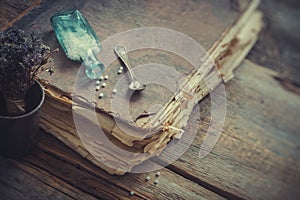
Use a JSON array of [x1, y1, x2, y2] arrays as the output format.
[[0, 0, 40, 30], [247, 1, 300, 87], [161, 60, 300, 200], [19, 130, 225, 200], [0, 158, 74, 200]]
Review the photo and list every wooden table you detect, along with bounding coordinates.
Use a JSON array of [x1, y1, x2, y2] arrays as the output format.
[[1, 58, 299, 199], [0, 0, 299, 199]]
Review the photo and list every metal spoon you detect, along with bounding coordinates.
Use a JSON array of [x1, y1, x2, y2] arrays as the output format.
[[114, 45, 146, 91]]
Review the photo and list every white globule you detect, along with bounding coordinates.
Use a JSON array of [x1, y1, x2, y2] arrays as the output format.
[[145, 176, 150, 181], [104, 75, 108, 80], [112, 89, 117, 94], [102, 82, 107, 88], [98, 93, 104, 98]]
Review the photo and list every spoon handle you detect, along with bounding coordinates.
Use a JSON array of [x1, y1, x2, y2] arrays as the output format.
[[114, 45, 137, 81]]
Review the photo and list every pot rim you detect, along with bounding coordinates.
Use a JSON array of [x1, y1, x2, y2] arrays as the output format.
[[0, 80, 45, 119]]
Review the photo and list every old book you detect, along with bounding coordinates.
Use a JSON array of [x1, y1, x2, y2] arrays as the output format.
[[19, 0, 263, 174]]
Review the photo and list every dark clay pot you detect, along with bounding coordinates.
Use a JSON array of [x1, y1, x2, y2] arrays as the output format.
[[0, 80, 45, 158]]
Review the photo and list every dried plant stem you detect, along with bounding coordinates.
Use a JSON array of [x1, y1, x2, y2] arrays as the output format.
[[5, 97, 26, 116]]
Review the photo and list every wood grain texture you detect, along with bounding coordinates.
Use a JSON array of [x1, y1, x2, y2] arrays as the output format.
[[0, 0, 299, 199], [163, 60, 300, 200], [1, 59, 299, 199], [0, 158, 74, 200], [0, 130, 224, 200], [0, 0, 40, 30]]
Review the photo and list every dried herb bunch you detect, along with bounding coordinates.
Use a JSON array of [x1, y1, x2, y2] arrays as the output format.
[[0, 28, 50, 116]]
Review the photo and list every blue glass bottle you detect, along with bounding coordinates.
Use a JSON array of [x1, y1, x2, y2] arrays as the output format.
[[50, 10, 104, 79]]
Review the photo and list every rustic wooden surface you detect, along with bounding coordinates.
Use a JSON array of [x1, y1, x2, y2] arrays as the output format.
[[165, 60, 300, 200], [1, 0, 300, 199], [1, 58, 299, 200], [247, 0, 300, 88], [0, 0, 40, 30]]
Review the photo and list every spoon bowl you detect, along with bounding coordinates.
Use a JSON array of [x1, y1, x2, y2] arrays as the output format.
[[129, 80, 146, 91], [114, 45, 146, 91]]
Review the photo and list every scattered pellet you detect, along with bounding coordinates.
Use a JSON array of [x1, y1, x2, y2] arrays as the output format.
[[156, 171, 160, 177], [96, 80, 100, 85], [96, 85, 100, 91], [129, 191, 135, 196], [104, 75, 108, 80], [112, 89, 117, 94], [101, 82, 107, 88], [119, 66, 124, 70], [154, 179, 159, 185], [118, 69, 123, 74], [98, 93, 104, 99], [145, 176, 150, 181], [99, 76, 104, 81]]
